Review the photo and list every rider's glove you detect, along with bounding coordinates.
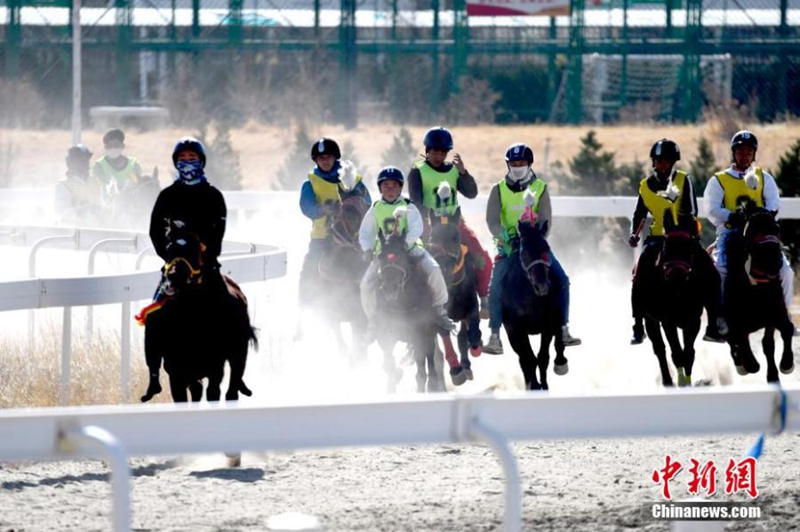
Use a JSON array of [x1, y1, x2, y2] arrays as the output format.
[[320, 203, 336, 216], [727, 211, 746, 228], [627, 233, 640, 248]]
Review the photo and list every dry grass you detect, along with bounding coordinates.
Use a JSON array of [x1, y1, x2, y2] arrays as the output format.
[[4, 120, 799, 192], [0, 325, 171, 408]]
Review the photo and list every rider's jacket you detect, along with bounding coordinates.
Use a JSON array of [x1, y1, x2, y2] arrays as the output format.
[[715, 167, 765, 211], [300, 164, 369, 240], [149, 180, 226, 268], [359, 197, 424, 253], [630, 170, 697, 238], [638, 170, 687, 237], [92, 155, 142, 195], [408, 159, 478, 219]]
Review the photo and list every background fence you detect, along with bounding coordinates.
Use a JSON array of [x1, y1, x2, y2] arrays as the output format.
[[1, 0, 799, 127]]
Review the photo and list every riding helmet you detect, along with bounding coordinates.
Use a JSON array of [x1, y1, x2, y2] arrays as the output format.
[[66, 144, 93, 162], [310, 138, 341, 161], [423, 127, 454, 152], [171, 137, 207, 168], [376, 166, 405, 187], [731, 130, 758, 153], [649, 139, 681, 161], [505, 143, 534, 165]]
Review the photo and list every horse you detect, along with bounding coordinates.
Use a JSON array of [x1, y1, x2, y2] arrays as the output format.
[[115, 166, 162, 230], [428, 205, 481, 382], [724, 203, 795, 382], [140, 222, 258, 404], [372, 229, 466, 392], [500, 216, 568, 390], [315, 192, 371, 363], [638, 213, 720, 386]]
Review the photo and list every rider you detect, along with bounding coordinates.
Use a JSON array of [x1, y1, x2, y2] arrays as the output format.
[[628, 138, 726, 344], [140, 137, 227, 400], [298, 138, 371, 316], [359, 166, 455, 333], [92, 128, 143, 210], [704, 130, 795, 330], [483, 143, 581, 354], [55, 144, 105, 226], [407, 126, 492, 319]]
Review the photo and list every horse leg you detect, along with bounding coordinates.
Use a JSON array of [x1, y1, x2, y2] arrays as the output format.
[[762, 328, 779, 383], [425, 336, 443, 393], [456, 322, 473, 380], [350, 321, 368, 367], [189, 380, 203, 402], [440, 332, 466, 386], [537, 333, 552, 391], [506, 324, 539, 390], [379, 338, 402, 393], [169, 375, 188, 403], [645, 318, 672, 387], [737, 335, 760, 375], [663, 323, 688, 386], [681, 320, 700, 384], [414, 346, 427, 393], [778, 316, 795, 375]]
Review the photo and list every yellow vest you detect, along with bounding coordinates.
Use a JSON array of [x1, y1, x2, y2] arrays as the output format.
[[61, 175, 102, 208], [413, 159, 460, 214], [308, 171, 364, 239], [715, 167, 765, 211], [639, 170, 687, 237]]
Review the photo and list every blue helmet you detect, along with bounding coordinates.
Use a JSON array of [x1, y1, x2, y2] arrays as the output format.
[[505, 143, 534, 165], [172, 137, 207, 168], [423, 126, 454, 152], [377, 166, 404, 187]]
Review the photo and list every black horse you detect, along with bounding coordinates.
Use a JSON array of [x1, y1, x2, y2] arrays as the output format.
[[372, 230, 465, 392], [639, 214, 721, 386], [724, 203, 795, 382], [141, 224, 258, 403], [316, 194, 370, 363], [428, 206, 481, 382], [500, 217, 568, 390]]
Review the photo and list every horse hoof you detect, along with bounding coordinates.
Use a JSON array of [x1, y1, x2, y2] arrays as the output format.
[[450, 366, 468, 386], [225, 452, 241, 468], [470, 346, 482, 357], [553, 363, 569, 376], [239, 382, 253, 397], [694, 379, 713, 387], [780, 363, 794, 375], [465, 368, 474, 381], [678, 375, 692, 387], [745, 360, 761, 374], [736, 365, 748, 376], [140, 381, 162, 403]]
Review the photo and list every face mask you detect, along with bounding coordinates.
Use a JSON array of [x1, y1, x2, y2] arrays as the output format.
[[509, 166, 530, 182], [105, 148, 123, 159], [176, 160, 205, 184]]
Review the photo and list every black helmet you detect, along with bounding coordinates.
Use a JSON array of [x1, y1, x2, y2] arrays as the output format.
[[310, 138, 341, 161], [376, 166, 404, 187], [423, 127, 454, 152], [505, 143, 534, 165], [650, 139, 681, 161], [731, 130, 758, 152], [66, 144, 93, 162], [171, 137, 206, 168]]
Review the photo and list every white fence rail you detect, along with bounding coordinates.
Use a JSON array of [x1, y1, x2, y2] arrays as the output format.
[[0, 225, 287, 404], [1, 385, 798, 532]]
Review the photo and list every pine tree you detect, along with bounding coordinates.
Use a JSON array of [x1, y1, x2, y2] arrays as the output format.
[[380, 127, 417, 171], [775, 139, 800, 266], [565, 131, 619, 196], [198, 120, 243, 190], [274, 126, 315, 190]]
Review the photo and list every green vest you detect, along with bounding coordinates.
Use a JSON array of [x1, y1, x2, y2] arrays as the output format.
[[372, 198, 420, 252], [639, 170, 687, 237], [92, 156, 140, 192], [497, 178, 547, 255], [413, 160, 460, 215]]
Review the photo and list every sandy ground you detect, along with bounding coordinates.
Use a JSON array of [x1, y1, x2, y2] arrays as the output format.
[[2, 121, 800, 192]]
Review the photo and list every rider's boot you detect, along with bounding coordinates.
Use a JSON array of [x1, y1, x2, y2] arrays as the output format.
[[561, 325, 582, 347], [434, 305, 456, 335], [479, 296, 490, 320], [631, 319, 645, 345], [703, 317, 728, 343], [483, 331, 504, 354]]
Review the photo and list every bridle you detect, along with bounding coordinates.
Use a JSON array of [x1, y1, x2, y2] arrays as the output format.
[[661, 230, 694, 279]]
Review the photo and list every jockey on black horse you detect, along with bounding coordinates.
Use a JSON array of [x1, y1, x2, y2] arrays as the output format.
[[139, 137, 232, 401], [627, 138, 727, 345]]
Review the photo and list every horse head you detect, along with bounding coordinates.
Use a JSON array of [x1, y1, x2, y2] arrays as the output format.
[[517, 212, 551, 297], [328, 194, 368, 248], [377, 228, 412, 303], [428, 206, 466, 287], [743, 207, 782, 282], [660, 212, 700, 286], [164, 220, 205, 290]]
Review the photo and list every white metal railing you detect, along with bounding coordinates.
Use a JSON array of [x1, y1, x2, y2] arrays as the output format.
[[0, 385, 797, 532], [0, 225, 287, 404]]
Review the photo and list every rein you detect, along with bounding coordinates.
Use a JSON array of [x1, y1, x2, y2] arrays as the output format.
[[165, 256, 202, 278]]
